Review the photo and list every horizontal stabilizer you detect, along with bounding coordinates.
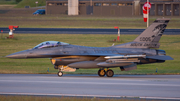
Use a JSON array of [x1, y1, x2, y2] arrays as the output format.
[[146, 55, 173, 60]]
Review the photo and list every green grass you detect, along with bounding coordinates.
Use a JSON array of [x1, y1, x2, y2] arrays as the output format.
[[0, 16, 180, 28], [0, 95, 160, 101], [0, 34, 180, 74], [15, 0, 46, 8], [0, 0, 17, 4]]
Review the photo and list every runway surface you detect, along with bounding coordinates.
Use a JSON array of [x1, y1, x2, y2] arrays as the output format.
[[0, 28, 180, 34], [0, 74, 180, 100]]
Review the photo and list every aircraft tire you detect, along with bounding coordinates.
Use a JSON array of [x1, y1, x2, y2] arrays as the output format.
[[98, 69, 106, 77], [106, 69, 114, 77], [57, 71, 63, 77]]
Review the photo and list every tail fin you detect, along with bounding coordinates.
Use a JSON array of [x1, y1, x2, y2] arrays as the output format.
[[115, 18, 170, 48], [133, 18, 170, 44]]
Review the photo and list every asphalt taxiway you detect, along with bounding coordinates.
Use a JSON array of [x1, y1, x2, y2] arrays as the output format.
[[0, 74, 180, 100], [0, 28, 180, 34]]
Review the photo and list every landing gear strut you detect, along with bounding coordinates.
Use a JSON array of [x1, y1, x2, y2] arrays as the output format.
[[57, 65, 63, 77], [98, 68, 114, 77]]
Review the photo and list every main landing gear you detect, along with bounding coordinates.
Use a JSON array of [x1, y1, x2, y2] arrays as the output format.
[[98, 68, 114, 77]]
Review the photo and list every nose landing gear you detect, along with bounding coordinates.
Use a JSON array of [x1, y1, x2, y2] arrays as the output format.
[[57, 71, 63, 77], [57, 65, 63, 77]]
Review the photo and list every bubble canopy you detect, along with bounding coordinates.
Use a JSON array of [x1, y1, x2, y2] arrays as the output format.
[[33, 41, 69, 49]]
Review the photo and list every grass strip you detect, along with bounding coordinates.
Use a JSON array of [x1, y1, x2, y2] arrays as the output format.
[[0, 95, 162, 101], [0, 16, 180, 28]]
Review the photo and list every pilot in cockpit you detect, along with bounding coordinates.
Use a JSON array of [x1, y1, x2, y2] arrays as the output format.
[[33, 41, 69, 49]]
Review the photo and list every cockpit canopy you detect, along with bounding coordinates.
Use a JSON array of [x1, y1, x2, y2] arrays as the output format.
[[33, 41, 69, 49]]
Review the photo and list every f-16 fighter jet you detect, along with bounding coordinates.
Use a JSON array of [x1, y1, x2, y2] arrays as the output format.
[[6, 18, 173, 77]]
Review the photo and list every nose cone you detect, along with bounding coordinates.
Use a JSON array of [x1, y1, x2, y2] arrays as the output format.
[[6, 50, 29, 59]]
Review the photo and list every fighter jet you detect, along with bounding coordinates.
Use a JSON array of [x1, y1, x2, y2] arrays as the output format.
[[6, 18, 173, 77]]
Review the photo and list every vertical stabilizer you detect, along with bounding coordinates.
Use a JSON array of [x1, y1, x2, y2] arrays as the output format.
[[114, 18, 170, 48], [133, 18, 170, 43]]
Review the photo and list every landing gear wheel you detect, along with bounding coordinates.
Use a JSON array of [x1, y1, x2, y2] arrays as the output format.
[[98, 69, 106, 77], [106, 69, 114, 77], [57, 71, 63, 77]]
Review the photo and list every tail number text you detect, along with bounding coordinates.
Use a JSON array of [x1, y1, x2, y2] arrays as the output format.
[[140, 37, 151, 42]]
